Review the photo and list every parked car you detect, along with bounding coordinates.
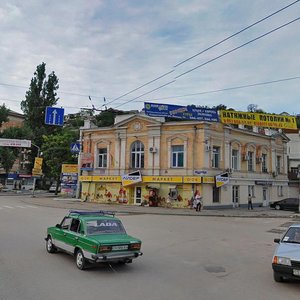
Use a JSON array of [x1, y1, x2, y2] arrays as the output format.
[[269, 198, 299, 211], [45, 210, 143, 270], [272, 224, 300, 282]]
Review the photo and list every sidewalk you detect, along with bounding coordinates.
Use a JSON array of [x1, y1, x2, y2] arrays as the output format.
[[17, 193, 300, 219]]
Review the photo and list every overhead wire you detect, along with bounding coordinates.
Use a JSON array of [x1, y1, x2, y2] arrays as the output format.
[[105, 0, 300, 107], [174, 0, 300, 67], [175, 17, 300, 79]]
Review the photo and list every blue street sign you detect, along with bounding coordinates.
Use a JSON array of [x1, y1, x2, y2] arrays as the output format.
[[45, 107, 64, 126], [70, 143, 80, 153]]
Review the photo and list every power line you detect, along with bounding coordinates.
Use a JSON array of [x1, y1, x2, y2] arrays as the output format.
[[133, 75, 300, 102], [175, 17, 300, 79], [101, 1, 300, 106], [113, 80, 176, 109], [102, 70, 175, 108], [174, 0, 300, 67]]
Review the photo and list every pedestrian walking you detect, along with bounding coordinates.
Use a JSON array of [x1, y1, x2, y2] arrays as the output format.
[[194, 191, 202, 212], [248, 194, 253, 210]]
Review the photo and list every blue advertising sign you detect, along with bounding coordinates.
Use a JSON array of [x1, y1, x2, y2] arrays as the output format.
[[144, 102, 219, 122], [45, 106, 64, 126]]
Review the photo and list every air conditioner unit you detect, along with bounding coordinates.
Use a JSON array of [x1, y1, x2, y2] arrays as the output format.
[[149, 146, 157, 153], [205, 145, 211, 152]]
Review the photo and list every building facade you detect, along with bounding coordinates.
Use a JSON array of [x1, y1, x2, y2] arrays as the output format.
[[79, 113, 289, 209]]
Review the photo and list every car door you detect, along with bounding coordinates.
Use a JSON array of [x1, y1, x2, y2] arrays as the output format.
[[64, 218, 81, 253], [53, 217, 72, 251]]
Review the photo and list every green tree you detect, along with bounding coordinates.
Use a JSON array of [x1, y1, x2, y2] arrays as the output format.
[[20, 62, 60, 151], [41, 129, 78, 191], [0, 148, 16, 174], [0, 104, 9, 127], [0, 126, 33, 174]]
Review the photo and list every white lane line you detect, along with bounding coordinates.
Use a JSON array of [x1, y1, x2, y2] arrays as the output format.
[[3, 206, 14, 209], [25, 205, 38, 209], [16, 205, 27, 208]]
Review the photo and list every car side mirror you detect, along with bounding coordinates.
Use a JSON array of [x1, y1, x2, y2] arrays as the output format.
[[274, 238, 280, 243], [56, 224, 61, 229]]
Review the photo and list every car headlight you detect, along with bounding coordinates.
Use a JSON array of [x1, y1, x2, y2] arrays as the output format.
[[273, 256, 291, 266]]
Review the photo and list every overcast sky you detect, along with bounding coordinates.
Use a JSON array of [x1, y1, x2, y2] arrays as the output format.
[[1, 0, 300, 116]]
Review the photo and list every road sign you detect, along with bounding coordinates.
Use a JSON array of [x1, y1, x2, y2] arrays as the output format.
[[45, 107, 64, 126], [34, 157, 43, 169], [32, 168, 43, 176], [70, 143, 80, 153]]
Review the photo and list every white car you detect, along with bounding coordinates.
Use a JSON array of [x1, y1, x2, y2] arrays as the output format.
[[49, 183, 61, 193], [272, 224, 300, 282]]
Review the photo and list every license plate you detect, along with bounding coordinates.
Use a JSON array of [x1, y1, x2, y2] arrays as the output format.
[[293, 269, 300, 276], [112, 245, 128, 251]]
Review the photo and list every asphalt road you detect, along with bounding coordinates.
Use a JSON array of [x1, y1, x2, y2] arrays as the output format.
[[0, 196, 299, 300]]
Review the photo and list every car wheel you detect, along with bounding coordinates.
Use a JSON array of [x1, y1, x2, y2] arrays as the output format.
[[46, 236, 56, 253], [75, 249, 88, 270], [273, 271, 283, 282], [275, 204, 281, 210]]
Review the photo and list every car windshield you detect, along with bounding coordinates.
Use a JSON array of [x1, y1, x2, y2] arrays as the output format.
[[86, 219, 126, 235], [282, 227, 300, 244]]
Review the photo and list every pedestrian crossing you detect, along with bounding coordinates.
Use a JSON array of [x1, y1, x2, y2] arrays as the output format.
[[0, 204, 39, 210]]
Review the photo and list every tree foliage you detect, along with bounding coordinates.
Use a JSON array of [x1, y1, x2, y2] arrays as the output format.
[[41, 129, 78, 182], [20, 62, 61, 149], [0, 104, 9, 127]]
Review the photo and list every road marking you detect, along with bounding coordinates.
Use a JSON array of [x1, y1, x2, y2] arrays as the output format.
[[3, 206, 14, 209], [16, 205, 27, 208], [25, 205, 38, 208]]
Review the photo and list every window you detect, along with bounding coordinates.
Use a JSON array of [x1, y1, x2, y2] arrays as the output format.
[[131, 141, 144, 169], [262, 153, 267, 173], [171, 145, 184, 168], [61, 217, 72, 230], [98, 148, 107, 168], [231, 149, 238, 170], [276, 156, 281, 174], [212, 146, 220, 168], [248, 185, 255, 197], [247, 151, 254, 172], [70, 219, 80, 232], [277, 186, 283, 197]]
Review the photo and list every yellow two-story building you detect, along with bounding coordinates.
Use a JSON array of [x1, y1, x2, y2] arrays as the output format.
[[78, 113, 289, 209]]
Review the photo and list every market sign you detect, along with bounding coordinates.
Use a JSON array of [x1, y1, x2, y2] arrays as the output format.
[[202, 177, 215, 184], [79, 176, 92, 182], [220, 110, 297, 129], [143, 176, 183, 183], [144, 102, 219, 122], [215, 173, 229, 188], [93, 176, 121, 182]]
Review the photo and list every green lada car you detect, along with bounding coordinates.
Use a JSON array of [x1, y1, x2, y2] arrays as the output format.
[[45, 210, 143, 270]]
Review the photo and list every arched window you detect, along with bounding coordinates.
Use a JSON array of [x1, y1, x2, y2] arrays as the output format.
[[131, 141, 144, 169]]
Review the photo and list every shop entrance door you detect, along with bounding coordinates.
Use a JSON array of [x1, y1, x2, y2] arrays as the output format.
[[262, 187, 268, 207], [232, 185, 239, 208], [134, 186, 142, 205]]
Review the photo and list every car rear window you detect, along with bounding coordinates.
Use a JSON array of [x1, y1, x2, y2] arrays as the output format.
[[86, 219, 126, 235]]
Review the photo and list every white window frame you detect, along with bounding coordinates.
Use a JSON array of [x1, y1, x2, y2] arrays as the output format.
[[231, 149, 239, 170], [131, 141, 144, 169], [98, 148, 107, 168], [247, 151, 254, 172], [212, 146, 220, 168], [171, 145, 184, 168]]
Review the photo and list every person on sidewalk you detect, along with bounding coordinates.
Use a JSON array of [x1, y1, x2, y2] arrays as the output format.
[[248, 194, 253, 210], [194, 192, 202, 212]]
